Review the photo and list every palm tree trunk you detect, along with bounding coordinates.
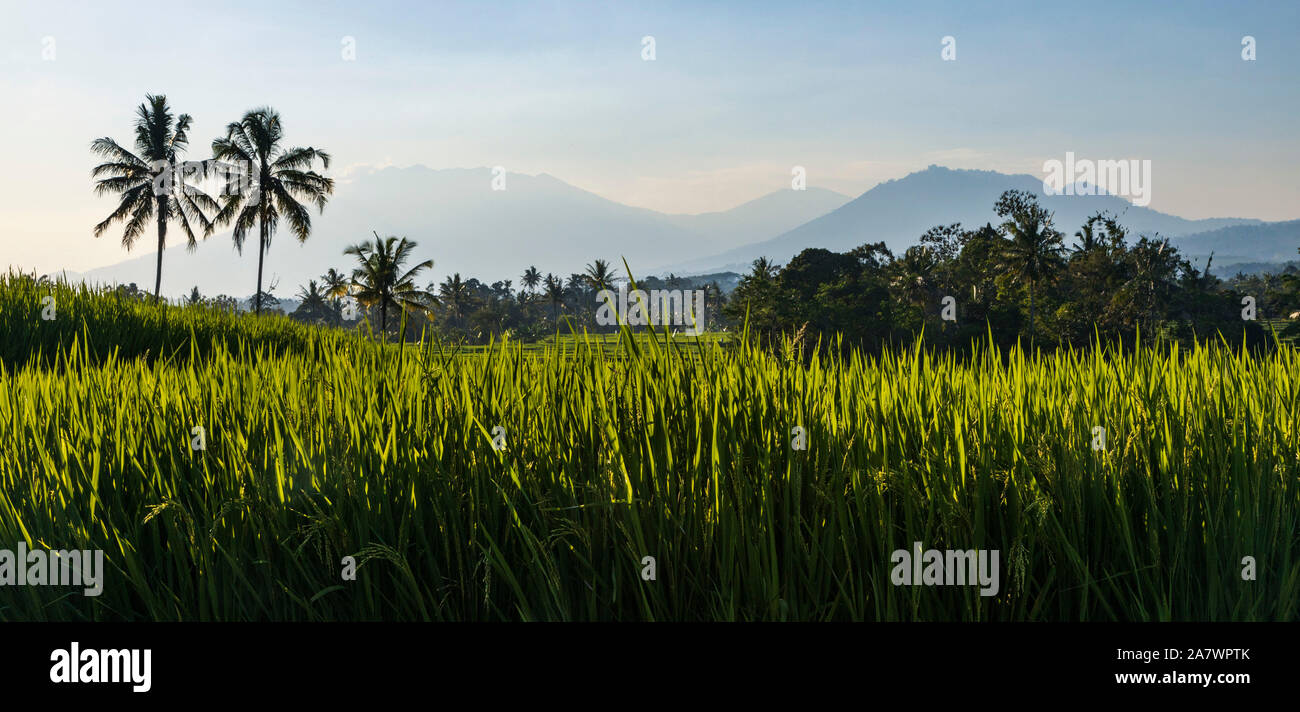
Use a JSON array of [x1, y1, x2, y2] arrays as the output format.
[[380, 300, 388, 342], [153, 208, 167, 303], [1029, 283, 1036, 343], [255, 216, 267, 316]]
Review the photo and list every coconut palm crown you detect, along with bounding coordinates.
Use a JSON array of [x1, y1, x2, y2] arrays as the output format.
[[91, 93, 218, 300]]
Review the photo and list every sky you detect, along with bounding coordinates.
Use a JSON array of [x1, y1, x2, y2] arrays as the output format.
[[2, 0, 1298, 275]]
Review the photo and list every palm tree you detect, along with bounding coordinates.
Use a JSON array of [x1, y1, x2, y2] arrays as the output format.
[[723, 256, 782, 327], [893, 245, 939, 314], [321, 267, 351, 318], [292, 280, 333, 324], [211, 107, 333, 315], [298, 279, 325, 302], [344, 232, 434, 339], [543, 273, 566, 323], [996, 190, 1065, 341], [521, 266, 542, 296], [749, 256, 779, 282], [1073, 218, 1101, 254], [584, 259, 618, 291], [91, 94, 218, 301], [437, 273, 473, 329], [321, 268, 350, 299], [1073, 212, 1122, 254]]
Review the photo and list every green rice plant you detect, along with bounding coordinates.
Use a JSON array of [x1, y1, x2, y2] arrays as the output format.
[[0, 277, 1297, 621], [0, 271, 328, 368]]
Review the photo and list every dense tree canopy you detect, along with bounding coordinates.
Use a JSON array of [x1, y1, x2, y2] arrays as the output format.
[[724, 190, 1293, 353]]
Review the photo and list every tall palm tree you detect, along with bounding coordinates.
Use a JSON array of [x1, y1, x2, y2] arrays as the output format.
[[344, 232, 433, 339], [296, 280, 327, 307], [543, 273, 566, 323], [91, 94, 218, 301], [292, 280, 334, 323], [521, 266, 542, 296], [211, 107, 333, 315], [724, 256, 782, 327], [584, 259, 618, 291], [437, 273, 472, 328], [749, 256, 779, 282], [321, 266, 351, 317], [1073, 218, 1101, 254], [436, 272, 473, 328], [321, 267, 350, 300], [996, 190, 1065, 341]]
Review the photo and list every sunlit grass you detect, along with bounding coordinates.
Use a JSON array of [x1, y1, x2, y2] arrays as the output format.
[[1, 275, 1297, 621]]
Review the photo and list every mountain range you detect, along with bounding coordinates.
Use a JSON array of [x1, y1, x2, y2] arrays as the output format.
[[656, 166, 1273, 275], [63, 165, 1295, 299], [1166, 220, 1300, 272], [64, 166, 848, 299]]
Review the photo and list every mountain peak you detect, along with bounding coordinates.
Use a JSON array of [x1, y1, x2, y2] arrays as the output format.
[[657, 166, 1267, 275]]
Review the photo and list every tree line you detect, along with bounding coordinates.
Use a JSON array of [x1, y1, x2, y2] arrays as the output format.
[[177, 256, 727, 344], [724, 189, 1300, 352], [92, 95, 1298, 350]]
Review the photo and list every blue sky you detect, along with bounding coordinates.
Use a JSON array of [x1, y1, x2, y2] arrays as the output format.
[[2, 0, 1297, 273]]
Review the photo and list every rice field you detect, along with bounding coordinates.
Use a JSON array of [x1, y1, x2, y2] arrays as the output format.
[[1, 277, 1298, 621]]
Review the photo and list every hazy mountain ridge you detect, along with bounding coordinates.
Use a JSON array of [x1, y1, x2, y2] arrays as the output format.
[[661, 166, 1268, 275], [1170, 220, 1300, 270], [660, 188, 849, 249], [61, 165, 1290, 299], [64, 166, 846, 299]]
